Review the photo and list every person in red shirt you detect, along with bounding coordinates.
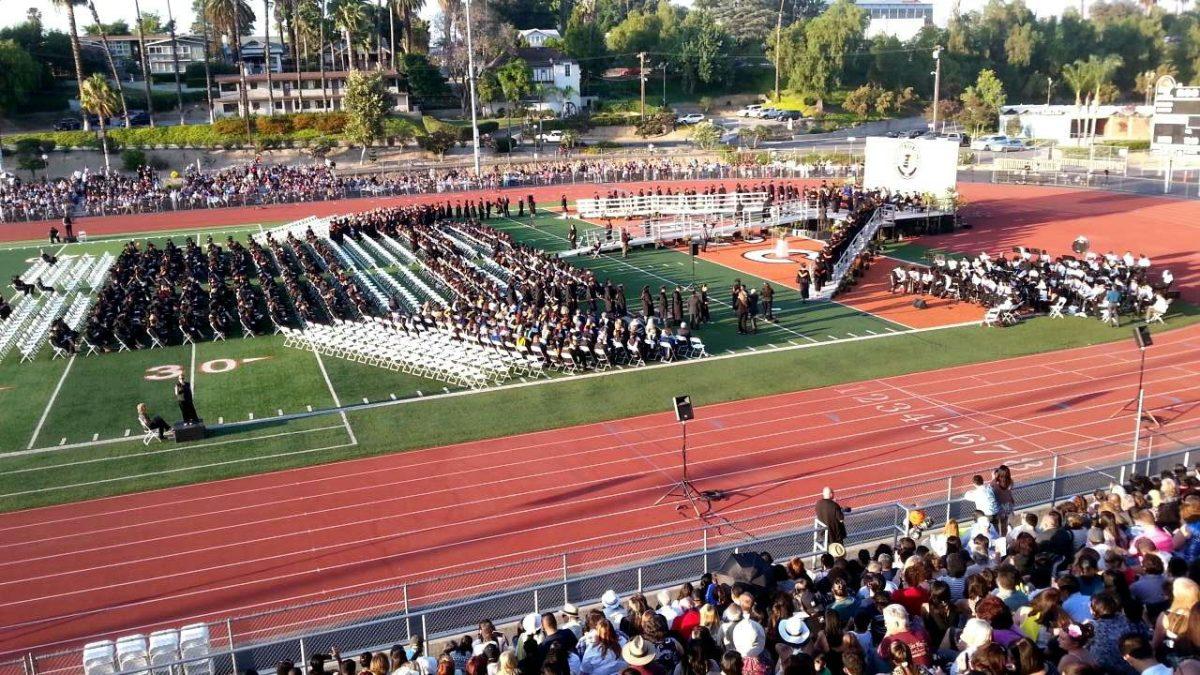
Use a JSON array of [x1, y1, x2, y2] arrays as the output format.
[[876, 604, 932, 669], [890, 565, 930, 617], [670, 598, 701, 643]]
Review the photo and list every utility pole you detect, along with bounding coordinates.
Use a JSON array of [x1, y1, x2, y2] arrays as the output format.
[[1046, 76, 1052, 108], [638, 52, 647, 120], [661, 62, 667, 106], [774, 0, 785, 102], [930, 45, 942, 133], [464, 0, 482, 177]]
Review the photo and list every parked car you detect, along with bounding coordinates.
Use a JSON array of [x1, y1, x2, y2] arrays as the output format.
[[776, 110, 803, 121], [53, 118, 82, 131], [534, 129, 565, 143], [970, 134, 1011, 151], [884, 130, 900, 138], [737, 105, 763, 117], [991, 137, 1028, 152], [759, 108, 783, 120], [676, 113, 705, 125], [127, 111, 151, 126], [904, 129, 927, 138], [937, 131, 970, 146]]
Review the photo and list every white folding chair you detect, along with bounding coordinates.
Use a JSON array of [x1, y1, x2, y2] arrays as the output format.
[[83, 640, 117, 675], [116, 634, 150, 673], [148, 630, 180, 675], [178, 623, 211, 675], [1048, 296, 1066, 319], [141, 420, 162, 446]]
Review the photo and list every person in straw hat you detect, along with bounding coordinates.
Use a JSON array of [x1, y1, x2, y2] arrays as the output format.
[[621, 636, 663, 675]]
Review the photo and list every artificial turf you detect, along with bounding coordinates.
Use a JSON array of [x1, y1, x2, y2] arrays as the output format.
[[1, 211, 1196, 512]]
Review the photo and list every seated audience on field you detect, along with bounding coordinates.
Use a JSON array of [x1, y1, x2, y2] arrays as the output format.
[[369, 464, 1200, 675]]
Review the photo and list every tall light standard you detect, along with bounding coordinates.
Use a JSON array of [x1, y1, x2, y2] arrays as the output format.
[[929, 45, 942, 133], [1046, 76, 1053, 107], [463, 0, 482, 177]]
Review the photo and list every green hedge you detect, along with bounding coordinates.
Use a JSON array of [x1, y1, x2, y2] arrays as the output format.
[[5, 112, 423, 150]]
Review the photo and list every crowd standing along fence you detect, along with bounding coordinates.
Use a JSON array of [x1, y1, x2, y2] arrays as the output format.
[[0, 160, 864, 224], [14, 420, 1200, 675]]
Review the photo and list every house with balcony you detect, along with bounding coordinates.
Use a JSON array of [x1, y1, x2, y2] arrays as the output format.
[[518, 29, 561, 48], [213, 70, 412, 117], [145, 35, 209, 74], [79, 34, 169, 75], [515, 47, 581, 116], [235, 36, 286, 74]]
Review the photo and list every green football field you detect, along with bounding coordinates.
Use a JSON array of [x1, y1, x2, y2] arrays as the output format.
[[0, 209, 1195, 512]]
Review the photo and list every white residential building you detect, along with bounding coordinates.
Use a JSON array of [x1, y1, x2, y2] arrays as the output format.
[[213, 70, 412, 117], [519, 29, 561, 48], [145, 35, 209, 74], [999, 103, 1153, 145], [516, 47, 581, 116], [857, 1, 934, 40]]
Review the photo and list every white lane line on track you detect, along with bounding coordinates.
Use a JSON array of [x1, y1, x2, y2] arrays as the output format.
[[26, 355, 75, 450]]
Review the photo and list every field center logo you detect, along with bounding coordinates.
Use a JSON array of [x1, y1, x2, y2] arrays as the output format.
[[895, 140, 920, 180]]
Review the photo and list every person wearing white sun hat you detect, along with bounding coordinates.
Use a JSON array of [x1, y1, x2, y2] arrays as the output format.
[[601, 590, 624, 625], [732, 620, 769, 675]]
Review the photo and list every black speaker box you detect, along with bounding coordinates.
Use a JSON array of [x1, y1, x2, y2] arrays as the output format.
[[173, 421, 207, 442], [1134, 325, 1152, 349]]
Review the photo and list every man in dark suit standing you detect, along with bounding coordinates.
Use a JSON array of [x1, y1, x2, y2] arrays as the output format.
[[175, 374, 200, 424], [815, 487, 847, 545], [761, 282, 775, 322]]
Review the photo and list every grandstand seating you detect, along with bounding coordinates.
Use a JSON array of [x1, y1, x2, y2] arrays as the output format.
[[81, 624, 210, 675]]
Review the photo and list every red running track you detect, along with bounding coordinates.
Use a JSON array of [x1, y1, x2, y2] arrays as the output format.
[[2, 324, 1200, 658]]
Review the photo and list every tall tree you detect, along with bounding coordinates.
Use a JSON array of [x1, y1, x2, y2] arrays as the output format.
[[0, 40, 40, 173], [343, 68, 388, 162], [166, 0, 187, 124], [957, 68, 1005, 135], [496, 57, 531, 140], [79, 73, 119, 171], [334, 0, 366, 69], [51, 0, 91, 130], [392, 0, 421, 53], [205, 0, 256, 129], [85, 0, 132, 128], [263, 0, 276, 113], [787, 0, 866, 107], [132, 0, 157, 127], [198, 2, 216, 122], [562, 6, 605, 89]]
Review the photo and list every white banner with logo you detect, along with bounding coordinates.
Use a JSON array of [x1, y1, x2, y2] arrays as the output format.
[[862, 136, 959, 196]]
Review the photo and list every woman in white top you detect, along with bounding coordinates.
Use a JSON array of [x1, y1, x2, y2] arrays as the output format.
[[580, 619, 626, 675]]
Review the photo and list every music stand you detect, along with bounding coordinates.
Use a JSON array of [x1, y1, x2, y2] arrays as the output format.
[[1110, 326, 1161, 466], [655, 395, 710, 518]]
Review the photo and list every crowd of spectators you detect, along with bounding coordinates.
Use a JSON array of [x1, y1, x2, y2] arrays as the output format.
[[889, 246, 1177, 325], [0, 158, 854, 222], [331, 464, 1200, 675]]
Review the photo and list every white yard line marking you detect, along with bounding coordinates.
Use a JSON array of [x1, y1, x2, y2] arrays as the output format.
[[27, 355, 75, 450], [310, 342, 357, 446], [189, 342, 197, 390]]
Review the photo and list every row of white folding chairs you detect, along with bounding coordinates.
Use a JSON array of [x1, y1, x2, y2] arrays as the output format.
[[18, 292, 70, 362], [64, 292, 94, 330], [285, 323, 495, 388], [291, 321, 514, 388], [381, 318, 533, 377], [0, 295, 41, 361], [337, 238, 394, 310], [376, 235, 450, 305], [351, 240, 423, 312], [327, 320, 516, 386], [86, 252, 116, 289], [83, 623, 211, 675], [257, 215, 323, 244], [20, 259, 49, 284]]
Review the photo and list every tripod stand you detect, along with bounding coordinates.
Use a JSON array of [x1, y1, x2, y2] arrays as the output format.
[[1110, 341, 1161, 468], [655, 420, 710, 518]]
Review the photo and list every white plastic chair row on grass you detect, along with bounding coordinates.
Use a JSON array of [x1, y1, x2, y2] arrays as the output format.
[[0, 295, 41, 362], [17, 291, 71, 362], [83, 623, 211, 675], [256, 215, 326, 244], [374, 235, 450, 305], [283, 319, 526, 389]]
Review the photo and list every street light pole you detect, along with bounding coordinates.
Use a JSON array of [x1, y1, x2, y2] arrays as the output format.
[[930, 45, 942, 133], [1046, 77, 1052, 107], [464, 0, 482, 177], [638, 52, 647, 121]]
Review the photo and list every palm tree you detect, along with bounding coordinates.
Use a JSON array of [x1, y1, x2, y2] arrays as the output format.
[[334, 0, 366, 70], [80, 74, 119, 172], [297, 0, 329, 110], [386, 0, 396, 69], [392, 0, 420, 54], [51, 0, 91, 131], [1060, 61, 1092, 141], [132, 0, 157, 127], [166, 0, 187, 125], [85, 0, 131, 128], [275, 0, 304, 110], [263, 0, 276, 114], [198, 6, 217, 123], [205, 0, 256, 129], [1084, 54, 1122, 147]]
